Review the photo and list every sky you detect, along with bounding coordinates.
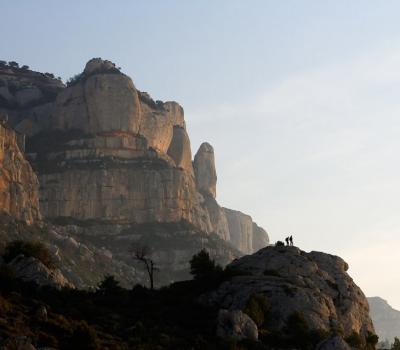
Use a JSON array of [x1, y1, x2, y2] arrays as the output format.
[[2, 0, 400, 307]]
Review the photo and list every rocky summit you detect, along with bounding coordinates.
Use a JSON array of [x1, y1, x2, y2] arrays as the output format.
[[206, 245, 375, 345]]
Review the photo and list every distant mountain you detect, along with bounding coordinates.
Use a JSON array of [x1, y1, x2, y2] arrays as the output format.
[[368, 296, 400, 343]]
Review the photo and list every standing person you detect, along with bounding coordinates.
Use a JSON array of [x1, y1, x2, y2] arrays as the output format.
[[285, 237, 289, 246], [289, 235, 293, 246]]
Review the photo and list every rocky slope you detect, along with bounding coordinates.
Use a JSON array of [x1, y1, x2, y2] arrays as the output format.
[[368, 296, 400, 344], [206, 245, 375, 345]]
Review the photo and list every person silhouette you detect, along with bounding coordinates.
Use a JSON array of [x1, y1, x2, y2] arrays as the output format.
[[289, 235, 293, 246], [285, 237, 289, 246]]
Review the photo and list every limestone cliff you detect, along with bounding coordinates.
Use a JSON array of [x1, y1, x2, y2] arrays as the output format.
[[0, 123, 40, 224], [207, 245, 375, 345], [2, 57, 269, 255]]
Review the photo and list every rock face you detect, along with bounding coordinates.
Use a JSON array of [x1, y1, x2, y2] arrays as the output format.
[[207, 246, 375, 341], [0, 123, 40, 224], [7, 255, 73, 289], [217, 309, 258, 341], [16, 58, 268, 254], [193, 142, 217, 198], [224, 208, 269, 253], [0, 63, 64, 134], [315, 336, 352, 350], [368, 296, 400, 343]]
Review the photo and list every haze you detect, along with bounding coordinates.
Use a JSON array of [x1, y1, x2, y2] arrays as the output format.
[[2, 0, 400, 307]]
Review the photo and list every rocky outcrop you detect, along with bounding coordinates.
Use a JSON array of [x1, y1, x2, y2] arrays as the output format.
[[368, 296, 400, 344], [193, 142, 217, 198], [217, 309, 258, 341], [7, 255, 73, 289], [206, 246, 375, 341], [0, 123, 40, 224], [167, 126, 193, 173], [0, 63, 64, 134], [315, 336, 352, 350]]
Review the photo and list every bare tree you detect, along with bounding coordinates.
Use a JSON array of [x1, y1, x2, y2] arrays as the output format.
[[130, 243, 158, 290]]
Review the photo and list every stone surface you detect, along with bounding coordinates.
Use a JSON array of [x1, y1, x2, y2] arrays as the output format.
[[224, 208, 254, 254], [193, 142, 217, 198], [2, 58, 269, 268], [167, 126, 193, 173], [1, 336, 36, 350], [217, 309, 258, 341], [0, 124, 40, 224], [8, 255, 73, 289], [368, 296, 400, 344], [207, 246, 375, 340], [52, 72, 142, 135], [315, 336, 351, 350]]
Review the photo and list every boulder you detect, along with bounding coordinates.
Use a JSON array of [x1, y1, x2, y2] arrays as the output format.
[[193, 142, 217, 198], [217, 309, 258, 341]]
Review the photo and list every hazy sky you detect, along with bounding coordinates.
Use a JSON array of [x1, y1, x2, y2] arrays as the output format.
[[2, 1, 400, 307]]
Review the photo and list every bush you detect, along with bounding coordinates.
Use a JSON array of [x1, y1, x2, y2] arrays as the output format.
[[366, 331, 379, 348], [66, 73, 83, 87], [3, 240, 55, 269], [8, 61, 19, 68], [68, 320, 100, 350], [97, 275, 123, 294], [275, 241, 285, 247], [392, 337, 400, 350], [189, 249, 222, 280], [243, 294, 270, 327], [345, 331, 363, 348]]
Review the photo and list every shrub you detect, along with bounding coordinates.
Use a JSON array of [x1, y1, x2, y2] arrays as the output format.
[[66, 73, 83, 87], [8, 61, 19, 68], [392, 337, 400, 350], [3, 240, 55, 269], [189, 249, 222, 280], [366, 331, 379, 348], [275, 241, 285, 247], [243, 294, 270, 327], [345, 331, 363, 348], [68, 320, 100, 350], [97, 275, 123, 294], [21, 65, 30, 70]]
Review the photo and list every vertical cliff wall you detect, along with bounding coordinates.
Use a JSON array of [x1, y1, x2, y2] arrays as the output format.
[[0, 122, 40, 223], [3, 58, 269, 254]]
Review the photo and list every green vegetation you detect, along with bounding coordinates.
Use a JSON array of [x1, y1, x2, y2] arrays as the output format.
[[3, 240, 55, 269]]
